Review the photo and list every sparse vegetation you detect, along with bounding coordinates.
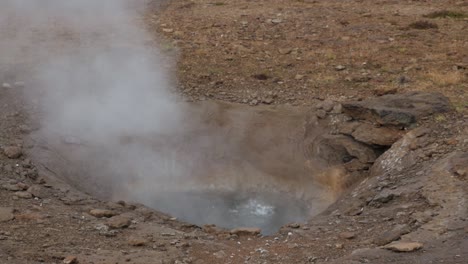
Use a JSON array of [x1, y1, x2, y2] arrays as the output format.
[[424, 10, 468, 19], [427, 71, 465, 86], [407, 20, 438, 30]]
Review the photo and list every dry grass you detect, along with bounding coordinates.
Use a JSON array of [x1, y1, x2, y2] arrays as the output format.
[[427, 71, 465, 86], [424, 10, 468, 19], [407, 20, 438, 30]]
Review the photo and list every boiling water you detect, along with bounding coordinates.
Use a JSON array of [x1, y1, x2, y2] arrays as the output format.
[[146, 190, 310, 235]]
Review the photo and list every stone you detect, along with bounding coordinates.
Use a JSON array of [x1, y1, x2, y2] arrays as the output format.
[[0, 207, 14, 222], [2, 83, 12, 88], [89, 209, 117, 218], [317, 100, 335, 112], [3, 146, 22, 159], [230, 227, 261, 236], [63, 255, 78, 264], [316, 110, 327, 119], [317, 135, 377, 164], [128, 237, 148, 246], [373, 189, 396, 204], [27, 185, 48, 198], [14, 191, 33, 199], [335, 65, 346, 71], [342, 92, 451, 127], [2, 183, 22, 192], [106, 215, 131, 229], [271, 18, 283, 24], [351, 123, 404, 146], [373, 224, 411, 246], [339, 231, 356, 239], [213, 250, 227, 259], [382, 242, 423, 252], [373, 87, 398, 96]]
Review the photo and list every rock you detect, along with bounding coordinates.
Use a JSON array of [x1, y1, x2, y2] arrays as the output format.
[[14, 191, 33, 199], [2, 183, 22, 192], [335, 65, 346, 71], [373, 87, 398, 96], [382, 242, 423, 252], [342, 92, 451, 127], [162, 28, 174, 33], [3, 146, 22, 159], [295, 74, 305, 80], [316, 135, 377, 164], [63, 255, 78, 264], [230, 227, 261, 236], [0, 207, 14, 222], [2, 82, 12, 88], [351, 123, 404, 146], [203, 224, 227, 234], [27, 185, 48, 198], [339, 231, 356, 239], [317, 100, 335, 112], [332, 103, 343, 114], [89, 209, 117, 218], [344, 159, 369, 172], [271, 18, 283, 24], [338, 122, 361, 135], [128, 237, 148, 246], [373, 189, 396, 204], [316, 110, 327, 119], [373, 224, 411, 246], [213, 250, 227, 259], [106, 215, 132, 229]]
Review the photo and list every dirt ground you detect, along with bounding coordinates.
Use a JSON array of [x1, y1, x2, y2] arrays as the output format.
[[0, 0, 467, 264]]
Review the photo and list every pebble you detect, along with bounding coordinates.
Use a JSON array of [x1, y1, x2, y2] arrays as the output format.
[[14, 191, 33, 199], [106, 215, 132, 229], [2, 83, 11, 88], [63, 255, 78, 264], [335, 65, 346, 71], [89, 209, 117, 218], [128, 237, 148, 246], [339, 231, 356, 239]]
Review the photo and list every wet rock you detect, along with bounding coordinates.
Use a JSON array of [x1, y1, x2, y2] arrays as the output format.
[[318, 135, 377, 164], [351, 123, 404, 146], [14, 191, 33, 199], [63, 255, 78, 264], [107, 215, 132, 229], [373, 224, 411, 246], [382, 241, 423, 252], [3, 146, 22, 159], [0, 207, 15, 222], [342, 92, 451, 127], [89, 209, 117, 218], [230, 227, 261, 236], [203, 224, 227, 234]]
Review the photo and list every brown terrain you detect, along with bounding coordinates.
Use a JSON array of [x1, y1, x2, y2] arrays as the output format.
[[0, 0, 467, 264]]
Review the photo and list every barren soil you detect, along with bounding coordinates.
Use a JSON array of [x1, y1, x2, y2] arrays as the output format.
[[0, 1, 467, 264]]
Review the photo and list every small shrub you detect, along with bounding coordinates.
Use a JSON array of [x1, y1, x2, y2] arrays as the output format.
[[424, 10, 468, 19], [407, 20, 438, 30]]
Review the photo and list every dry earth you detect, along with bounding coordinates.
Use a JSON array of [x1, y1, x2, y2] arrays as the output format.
[[1, 0, 467, 264]]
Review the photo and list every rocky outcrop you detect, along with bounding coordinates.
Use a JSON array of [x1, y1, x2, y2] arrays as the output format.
[[342, 92, 451, 127]]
